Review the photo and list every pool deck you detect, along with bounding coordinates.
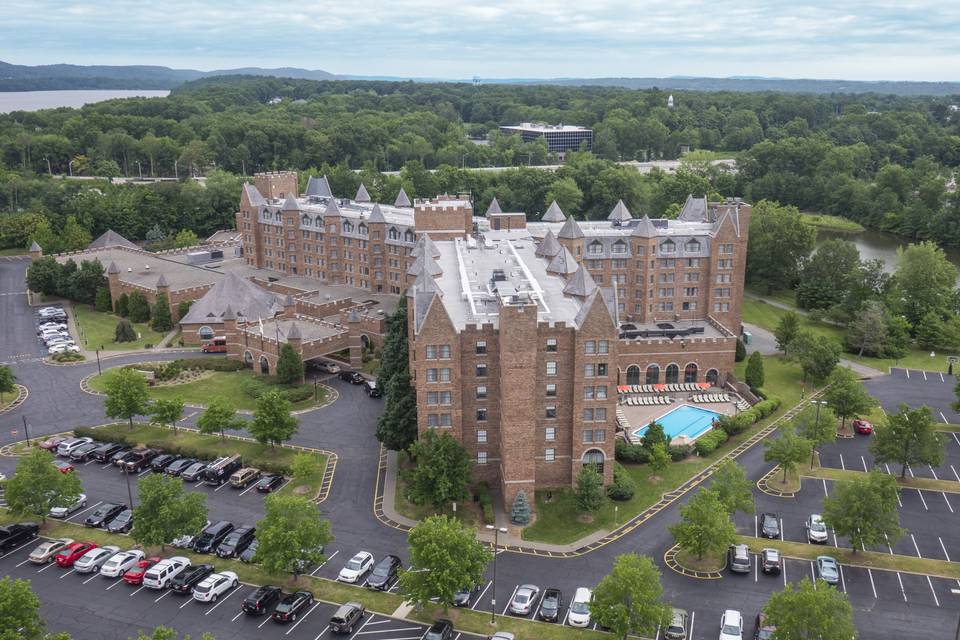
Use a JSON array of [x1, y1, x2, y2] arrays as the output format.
[[620, 396, 737, 443]]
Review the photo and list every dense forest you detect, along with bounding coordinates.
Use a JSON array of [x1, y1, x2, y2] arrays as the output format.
[[1, 75, 960, 250]]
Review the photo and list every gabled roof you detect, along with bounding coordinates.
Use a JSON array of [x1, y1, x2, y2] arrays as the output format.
[[305, 175, 332, 198], [88, 229, 138, 251], [486, 198, 502, 215], [281, 194, 300, 211], [563, 265, 598, 298], [406, 267, 442, 298], [29, 240, 42, 252], [574, 288, 619, 331], [607, 199, 633, 223], [542, 200, 566, 222], [368, 203, 386, 223], [286, 322, 302, 340], [713, 207, 742, 237], [180, 272, 284, 325], [678, 195, 708, 222], [324, 198, 342, 217], [547, 246, 578, 275], [394, 187, 411, 208], [632, 215, 657, 238], [557, 216, 585, 240], [242, 183, 267, 207], [535, 230, 562, 258]]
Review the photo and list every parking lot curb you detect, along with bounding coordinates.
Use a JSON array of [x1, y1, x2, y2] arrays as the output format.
[[0, 384, 27, 416], [757, 466, 797, 498], [0, 429, 73, 458], [663, 544, 724, 579]]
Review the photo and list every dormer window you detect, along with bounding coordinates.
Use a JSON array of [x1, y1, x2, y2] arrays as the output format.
[[404, 229, 415, 242], [389, 227, 400, 240], [660, 239, 676, 254], [358, 222, 368, 236], [301, 215, 311, 226], [684, 239, 701, 253], [588, 240, 603, 255], [612, 240, 627, 254]]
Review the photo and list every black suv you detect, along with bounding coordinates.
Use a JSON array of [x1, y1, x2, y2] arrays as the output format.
[[165, 458, 196, 476], [0, 523, 39, 551], [170, 564, 215, 594], [85, 503, 126, 528], [93, 442, 127, 462], [329, 602, 365, 634], [424, 619, 454, 640], [109, 447, 134, 465], [539, 588, 563, 622], [339, 370, 365, 384], [366, 555, 401, 590], [193, 521, 235, 554], [242, 585, 282, 615], [272, 590, 314, 623], [216, 526, 256, 558], [760, 512, 780, 539], [150, 454, 178, 472]]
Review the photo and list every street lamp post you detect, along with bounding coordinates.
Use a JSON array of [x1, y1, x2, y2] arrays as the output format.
[[136, 161, 142, 179], [810, 400, 828, 467], [95, 349, 102, 376], [174, 160, 179, 180], [43, 157, 51, 175], [68, 159, 74, 177], [21, 415, 31, 446], [123, 467, 134, 509], [485, 524, 508, 624]]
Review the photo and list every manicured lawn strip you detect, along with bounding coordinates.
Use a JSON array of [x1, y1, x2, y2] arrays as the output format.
[[803, 465, 960, 494], [523, 355, 813, 544], [675, 549, 725, 572], [409, 606, 605, 640], [735, 535, 960, 580], [0, 247, 27, 256], [77, 423, 326, 477], [937, 424, 960, 433], [800, 213, 866, 233], [87, 368, 327, 412], [764, 468, 801, 494], [73, 304, 166, 351]]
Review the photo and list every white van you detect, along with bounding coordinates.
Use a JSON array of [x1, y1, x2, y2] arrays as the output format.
[[142, 556, 191, 589]]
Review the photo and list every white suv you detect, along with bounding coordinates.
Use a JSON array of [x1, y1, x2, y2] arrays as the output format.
[[57, 437, 93, 457], [719, 609, 743, 640], [143, 556, 191, 589], [806, 514, 829, 543]]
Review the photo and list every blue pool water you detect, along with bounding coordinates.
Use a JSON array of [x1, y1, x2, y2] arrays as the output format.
[[632, 405, 721, 441]]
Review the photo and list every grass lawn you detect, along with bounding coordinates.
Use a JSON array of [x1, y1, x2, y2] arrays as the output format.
[[522, 355, 812, 544], [361, 357, 381, 376], [800, 213, 866, 233], [675, 549, 725, 572], [394, 452, 485, 527], [805, 465, 960, 494], [73, 304, 166, 351], [0, 247, 26, 256], [88, 368, 328, 412]]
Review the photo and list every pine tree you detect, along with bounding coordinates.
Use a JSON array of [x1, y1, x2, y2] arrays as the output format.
[[94, 286, 112, 312], [734, 337, 746, 362], [115, 318, 136, 343], [276, 343, 304, 385], [510, 490, 532, 525], [745, 351, 765, 389], [575, 467, 605, 512], [115, 292, 129, 317], [151, 292, 173, 332], [127, 290, 150, 323]]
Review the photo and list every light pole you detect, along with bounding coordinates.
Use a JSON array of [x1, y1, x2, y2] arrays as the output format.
[[136, 161, 142, 179], [68, 159, 74, 176], [43, 157, 51, 175], [174, 159, 179, 180], [123, 467, 134, 509], [485, 524, 507, 624], [95, 349, 102, 376], [810, 399, 828, 468], [21, 415, 31, 446]]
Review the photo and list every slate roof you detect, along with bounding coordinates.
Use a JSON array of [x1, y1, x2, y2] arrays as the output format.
[[180, 272, 285, 325], [542, 201, 566, 222], [106, 261, 120, 274], [324, 198, 342, 217], [286, 322, 302, 340], [305, 175, 332, 198], [242, 183, 267, 207], [88, 230, 138, 251], [608, 199, 633, 223], [394, 188, 412, 208], [355, 183, 371, 203], [368, 203, 386, 223], [486, 198, 502, 215], [535, 230, 562, 258], [411, 233, 441, 259], [557, 216, 585, 240], [632, 215, 657, 238], [547, 246, 579, 275], [30, 240, 42, 252], [156, 274, 169, 288], [281, 194, 300, 211], [678, 195, 708, 222], [408, 252, 443, 277], [563, 265, 598, 298]]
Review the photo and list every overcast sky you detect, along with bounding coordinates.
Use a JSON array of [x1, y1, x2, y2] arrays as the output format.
[[2, 0, 960, 80]]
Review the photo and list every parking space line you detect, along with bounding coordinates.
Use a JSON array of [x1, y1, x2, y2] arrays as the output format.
[[809, 561, 816, 583], [754, 555, 758, 582], [258, 615, 273, 629], [952, 433, 960, 448], [895, 489, 902, 508], [472, 581, 492, 610], [916, 490, 928, 510], [238, 483, 258, 496], [861, 456, 869, 472], [905, 369, 910, 379], [501, 585, 519, 615], [839, 454, 845, 470], [941, 373, 946, 382], [179, 596, 194, 609], [37, 561, 57, 572], [754, 514, 758, 537], [952, 465, 960, 483], [929, 466, 939, 480], [82, 574, 99, 584], [867, 569, 877, 598], [313, 625, 330, 640], [311, 549, 339, 576], [129, 585, 146, 596], [943, 493, 954, 513], [66, 501, 102, 522], [782, 560, 787, 586], [884, 533, 893, 554], [204, 585, 240, 615], [231, 611, 244, 622], [927, 576, 941, 607], [348, 615, 373, 639], [689, 612, 695, 639], [285, 601, 321, 635], [907, 465, 915, 478], [358, 626, 423, 635], [137, 469, 151, 477], [214, 482, 230, 492], [911, 534, 922, 558], [822, 479, 828, 497], [923, 371, 927, 381], [884, 463, 892, 475], [896, 572, 907, 602], [58, 569, 76, 579], [940, 537, 951, 561], [839, 565, 846, 593], [154, 590, 171, 603], [16, 558, 32, 567]]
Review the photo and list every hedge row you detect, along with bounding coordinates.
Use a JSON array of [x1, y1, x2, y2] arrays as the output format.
[[693, 428, 728, 456], [474, 481, 495, 524], [606, 463, 636, 501], [716, 396, 782, 436], [239, 376, 314, 403]]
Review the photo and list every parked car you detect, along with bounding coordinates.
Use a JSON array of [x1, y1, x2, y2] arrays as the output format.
[[242, 585, 283, 615], [165, 457, 197, 476], [338, 551, 374, 583], [665, 607, 689, 639], [364, 379, 382, 398], [754, 612, 776, 640], [49, 493, 87, 518], [28, 538, 74, 564], [760, 512, 780, 539], [99, 550, 145, 578], [149, 454, 178, 472], [815, 556, 840, 585], [37, 306, 66, 318], [85, 503, 126, 528], [728, 544, 752, 574], [123, 556, 162, 585], [316, 360, 341, 374], [272, 590, 314, 623], [453, 584, 481, 607], [181, 461, 209, 482], [255, 474, 284, 493], [55, 541, 97, 567], [539, 588, 563, 622], [424, 619, 454, 640], [37, 322, 67, 333], [111, 448, 136, 466], [52, 459, 74, 474], [106, 509, 134, 534], [806, 514, 829, 544], [567, 587, 592, 627], [719, 609, 744, 640], [366, 554, 401, 590], [171, 563, 215, 594], [38, 436, 67, 451], [170, 521, 210, 550], [193, 521, 235, 554], [143, 556, 191, 589], [0, 522, 40, 551], [92, 442, 127, 462], [74, 545, 120, 573], [508, 584, 540, 616], [57, 437, 93, 457], [123, 448, 159, 473], [202, 454, 243, 486], [329, 601, 365, 633], [68, 442, 98, 462], [230, 467, 261, 488], [761, 548, 781, 574], [215, 526, 256, 558], [192, 571, 238, 602], [239, 539, 259, 563], [852, 418, 873, 435], [489, 634, 515, 640], [339, 370, 365, 384], [48, 343, 80, 355]]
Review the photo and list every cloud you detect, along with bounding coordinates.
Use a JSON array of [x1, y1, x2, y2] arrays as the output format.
[[1, 0, 959, 79]]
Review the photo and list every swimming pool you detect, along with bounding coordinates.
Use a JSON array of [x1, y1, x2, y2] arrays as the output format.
[[631, 405, 721, 442]]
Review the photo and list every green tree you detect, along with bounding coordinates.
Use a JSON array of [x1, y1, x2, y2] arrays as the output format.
[[796, 238, 861, 310], [114, 318, 136, 343], [824, 367, 873, 432], [276, 343, 304, 385], [746, 200, 816, 293], [149, 397, 185, 435], [249, 390, 299, 448], [397, 515, 491, 612], [844, 300, 888, 357], [196, 396, 241, 440], [793, 333, 841, 383], [254, 494, 333, 579], [145, 224, 166, 245], [793, 403, 837, 468], [915, 311, 948, 350], [669, 488, 736, 560], [823, 471, 903, 554], [127, 290, 150, 323], [291, 452, 320, 478], [590, 553, 671, 640], [0, 576, 46, 640], [0, 365, 15, 404], [173, 229, 199, 248], [710, 460, 754, 516], [407, 430, 472, 509], [543, 177, 583, 214], [892, 241, 958, 329], [870, 404, 944, 478], [763, 577, 857, 640], [177, 300, 192, 319], [745, 351, 764, 389], [575, 466, 605, 512], [5, 448, 83, 523], [774, 311, 801, 355], [376, 298, 418, 451], [764, 425, 812, 483], [132, 473, 207, 551], [510, 490, 532, 525], [115, 292, 129, 317], [151, 293, 173, 332], [649, 442, 670, 476], [641, 421, 669, 451], [104, 367, 150, 429], [735, 337, 746, 362], [61, 215, 92, 251], [94, 286, 112, 313]]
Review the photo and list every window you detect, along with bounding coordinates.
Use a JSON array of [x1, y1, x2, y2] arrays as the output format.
[[685, 239, 701, 253], [477, 430, 487, 443], [626, 365, 640, 385], [684, 287, 698, 297], [685, 258, 700, 268], [659, 272, 675, 283], [477, 452, 487, 465], [658, 258, 675, 268], [598, 340, 609, 354], [720, 243, 734, 254], [593, 429, 606, 442], [585, 340, 596, 355], [665, 363, 679, 384], [425, 345, 437, 359], [612, 240, 627, 254], [714, 288, 731, 298], [685, 272, 700, 282], [718, 259, 733, 269], [582, 428, 594, 442], [545, 338, 557, 352], [476, 364, 487, 377], [584, 364, 595, 377], [546, 361, 557, 376], [545, 448, 555, 462], [426, 369, 438, 383], [659, 288, 674, 297], [476, 408, 488, 421], [545, 427, 556, 441], [660, 239, 676, 253], [439, 368, 451, 382], [584, 387, 595, 400], [714, 302, 731, 312], [427, 392, 439, 405], [596, 385, 607, 399], [475, 340, 487, 354], [439, 345, 451, 359], [613, 259, 628, 269], [545, 405, 557, 418], [684, 363, 699, 383], [706, 368, 720, 385], [427, 414, 439, 427], [597, 363, 607, 377], [198, 326, 214, 340], [588, 240, 603, 254], [682, 301, 698, 311], [546, 384, 557, 397], [440, 391, 452, 405], [476, 386, 487, 399], [440, 414, 452, 427], [646, 364, 660, 384], [716, 274, 731, 284]]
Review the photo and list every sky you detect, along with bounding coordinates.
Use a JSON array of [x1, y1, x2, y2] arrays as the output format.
[[2, 0, 960, 81]]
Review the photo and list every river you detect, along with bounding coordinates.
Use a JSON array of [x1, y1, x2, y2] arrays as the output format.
[[817, 227, 960, 284], [0, 90, 170, 113]]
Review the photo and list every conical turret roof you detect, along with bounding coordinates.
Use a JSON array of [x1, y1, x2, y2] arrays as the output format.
[[305, 175, 332, 198], [30, 240, 42, 252], [355, 183, 371, 203], [632, 215, 657, 238], [324, 198, 342, 217], [542, 200, 566, 222], [156, 274, 169, 288], [535, 230, 562, 258], [107, 261, 120, 274], [607, 199, 632, 223], [368, 203, 386, 223], [286, 322, 302, 340], [411, 233, 441, 259], [394, 187, 411, 207], [281, 193, 300, 211], [557, 216, 584, 240], [547, 246, 578, 275], [486, 198, 502, 215], [563, 265, 597, 298]]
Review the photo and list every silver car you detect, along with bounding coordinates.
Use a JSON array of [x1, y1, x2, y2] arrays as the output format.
[[49, 493, 87, 518], [74, 545, 120, 573], [806, 514, 829, 544], [508, 584, 540, 616]]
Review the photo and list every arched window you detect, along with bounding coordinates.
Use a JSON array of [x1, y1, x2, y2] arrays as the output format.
[[389, 227, 400, 240], [645, 364, 660, 385], [626, 365, 641, 386], [404, 229, 415, 242], [684, 239, 701, 253], [259, 356, 270, 375], [684, 363, 699, 383], [301, 215, 310, 226], [705, 368, 719, 386], [243, 351, 253, 369], [342, 221, 354, 233], [582, 449, 605, 475], [198, 326, 214, 340], [665, 363, 679, 384]]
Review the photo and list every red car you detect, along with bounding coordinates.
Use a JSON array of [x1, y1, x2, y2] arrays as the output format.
[[852, 419, 873, 435], [123, 556, 163, 585], [55, 541, 97, 567], [52, 459, 75, 474], [38, 436, 67, 451]]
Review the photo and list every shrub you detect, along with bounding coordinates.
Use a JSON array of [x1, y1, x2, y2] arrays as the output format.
[[52, 352, 84, 362], [172, 357, 244, 372], [669, 444, 693, 461], [606, 463, 636, 501], [278, 385, 313, 403], [240, 376, 269, 399], [115, 318, 136, 343], [143, 343, 152, 349], [94, 287, 112, 313], [291, 452, 319, 478], [615, 439, 651, 464], [735, 338, 746, 362], [693, 429, 727, 456], [474, 481, 495, 525]]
